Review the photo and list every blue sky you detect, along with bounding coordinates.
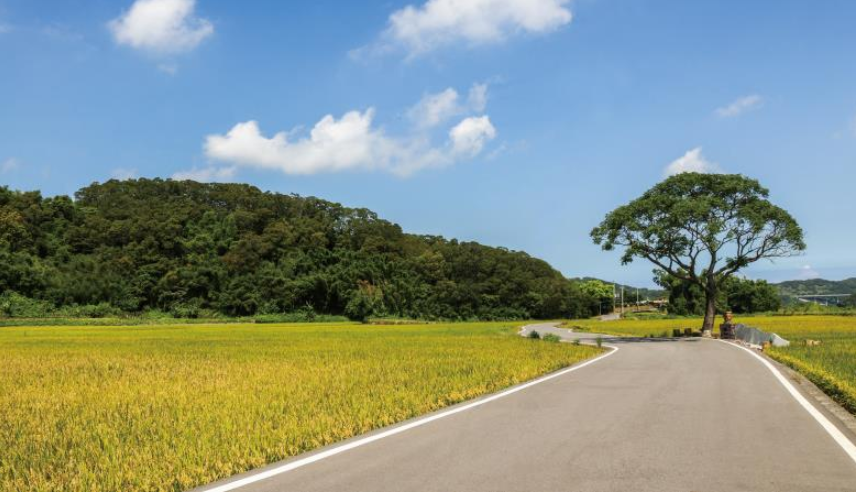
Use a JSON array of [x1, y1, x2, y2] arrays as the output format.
[[1, 0, 855, 287]]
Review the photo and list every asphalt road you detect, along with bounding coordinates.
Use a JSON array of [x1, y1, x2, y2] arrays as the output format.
[[196, 323, 856, 492]]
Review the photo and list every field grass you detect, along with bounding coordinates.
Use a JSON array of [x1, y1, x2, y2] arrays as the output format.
[[0, 321, 600, 492], [0, 314, 351, 327], [568, 315, 856, 415]]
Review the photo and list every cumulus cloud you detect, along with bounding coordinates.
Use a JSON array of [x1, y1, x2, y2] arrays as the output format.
[[172, 166, 236, 182], [450, 116, 497, 156], [715, 94, 762, 118], [663, 147, 722, 177], [364, 0, 572, 57], [109, 0, 213, 54], [192, 85, 498, 178], [1, 158, 20, 174], [407, 83, 489, 128], [204, 112, 395, 175]]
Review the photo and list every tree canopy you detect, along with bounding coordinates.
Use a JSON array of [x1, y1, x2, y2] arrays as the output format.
[[0, 179, 601, 321], [579, 279, 614, 314], [592, 173, 804, 333]]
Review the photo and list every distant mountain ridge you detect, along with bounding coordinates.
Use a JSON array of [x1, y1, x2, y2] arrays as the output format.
[[775, 278, 856, 297]]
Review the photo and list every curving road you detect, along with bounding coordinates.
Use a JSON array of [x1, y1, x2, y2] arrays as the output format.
[[195, 323, 856, 492]]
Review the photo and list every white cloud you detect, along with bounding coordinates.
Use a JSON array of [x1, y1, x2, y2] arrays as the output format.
[[111, 168, 138, 180], [450, 116, 497, 156], [715, 94, 762, 118], [370, 0, 572, 56], [407, 83, 488, 128], [663, 147, 722, 177], [408, 88, 461, 128], [172, 166, 236, 182], [1, 158, 20, 174], [196, 86, 498, 178], [109, 0, 213, 54], [204, 112, 395, 175]]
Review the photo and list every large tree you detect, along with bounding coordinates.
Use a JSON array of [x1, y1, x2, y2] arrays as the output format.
[[591, 173, 805, 336], [580, 279, 614, 315]]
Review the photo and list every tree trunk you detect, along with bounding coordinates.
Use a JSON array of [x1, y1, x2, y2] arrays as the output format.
[[702, 290, 716, 338]]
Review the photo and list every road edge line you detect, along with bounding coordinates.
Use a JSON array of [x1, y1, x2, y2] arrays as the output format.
[[716, 339, 856, 465], [201, 340, 618, 491]]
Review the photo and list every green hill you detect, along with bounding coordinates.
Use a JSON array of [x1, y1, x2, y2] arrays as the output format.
[[0, 179, 603, 321], [775, 278, 856, 296]]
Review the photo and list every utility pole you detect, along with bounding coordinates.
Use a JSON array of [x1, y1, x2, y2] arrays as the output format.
[[612, 283, 616, 315], [620, 286, 624, 316]]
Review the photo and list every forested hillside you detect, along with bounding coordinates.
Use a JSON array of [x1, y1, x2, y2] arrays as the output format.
[[776, 278, 856, 296], [0, 179, 601, 320]]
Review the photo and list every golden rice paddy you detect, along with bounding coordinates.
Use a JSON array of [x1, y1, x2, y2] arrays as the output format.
[[0, 321, 599, 492]]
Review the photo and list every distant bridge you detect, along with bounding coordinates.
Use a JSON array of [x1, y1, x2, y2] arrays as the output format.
[[795, 294, 851, 306]]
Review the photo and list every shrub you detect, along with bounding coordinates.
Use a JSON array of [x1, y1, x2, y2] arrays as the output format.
[[527, 330, 541, 339], [141, 309, 173, 320], [542, 333, 561, 343], [0, 292, 54, 317], [56, 303, 122, 318], [345, 294, 375, 322], [254, 309, 348, 324]]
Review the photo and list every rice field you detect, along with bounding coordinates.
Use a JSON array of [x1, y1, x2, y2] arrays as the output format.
[[569, 315, 856, 415], [0, 321, 599, 492]]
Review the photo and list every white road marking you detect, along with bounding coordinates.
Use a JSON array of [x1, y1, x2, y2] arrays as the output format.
[[719, 340, 856, 465], [202, 339, 618, 492]]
